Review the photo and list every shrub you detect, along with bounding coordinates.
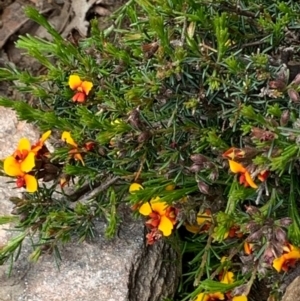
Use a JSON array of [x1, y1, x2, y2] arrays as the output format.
[[1, 0, 300, 300]]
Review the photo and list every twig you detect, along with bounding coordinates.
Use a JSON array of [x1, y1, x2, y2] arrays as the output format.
[[243, 264, 258, 296], [241, 40, 267, 48], [68, 176, 121, 208], [134, 155, 146, 182], [194, 224, 215, 286]]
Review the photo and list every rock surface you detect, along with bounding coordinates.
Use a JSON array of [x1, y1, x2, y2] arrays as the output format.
[[0, 107, 180, 301], [282, 276, 300, 301], [0, 107, 144, 301], [0, 219, 144, 301]]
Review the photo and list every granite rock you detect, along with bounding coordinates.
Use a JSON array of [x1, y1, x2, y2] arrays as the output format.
[[0, 108, 145, 301], [282, 276, 300, 301], [0, 107, 180, 301]]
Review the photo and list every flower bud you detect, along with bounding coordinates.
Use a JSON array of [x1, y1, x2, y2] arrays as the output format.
[[251, 127, 275, 142], [280, 110, 290, 126], [245, 220, 261, 233], [245, 205, 260, 216], [247, 229, 263, 242], [190, 154, 208, 165], [197, 181, 210, 194], [189, 164, 202, 173], [292, 73, 300, 85], [275, 227, 287, 244], [263, 244, 275, 264], [208, 169, 219, 181], [268, 79, 286, 91], [278, 217, 293, 227], [137, 131, 151, 143], [128, 107, 143, 129], [288, 88, 300, 103]]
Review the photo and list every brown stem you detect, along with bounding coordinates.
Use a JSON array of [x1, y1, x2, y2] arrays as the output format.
[[193, 224, 215, 286]]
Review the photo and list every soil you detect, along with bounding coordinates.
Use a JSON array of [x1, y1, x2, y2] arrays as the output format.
[[0, 0, 125, 97]]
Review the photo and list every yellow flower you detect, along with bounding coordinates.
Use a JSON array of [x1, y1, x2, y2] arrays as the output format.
[[222, 147, 245, 160], [219, 271, 248, 301], [228, 160, 257, 189], [130, 183, 177, 237], [62, 131, 78, 147], [129, 182, 143, 193], [220, 271, 234, 284], [273, 243, 300, 272], [139, 197, 176, 236], [195, 292, 224, 301], [61, 131, 84, 165], [68, 75, 93, 103], [3, 138, 37, 192]]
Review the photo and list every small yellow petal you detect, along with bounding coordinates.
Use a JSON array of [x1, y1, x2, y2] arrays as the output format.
[[69, 75, 82, 90], [150, 197, 166, 216], [17, 138, 31, 152], [40, 130, 51, 143], [129, 183, 143, 193], [221, 271, 235, 284], [81, 81, 93, 95], [195, 293, 209, 301], [232, 296, 248, 301], [24, 174, 38, 192], [220, 256, 228, 263], [228, 160, 246, 174], [165, 183, 176, 191], [158, 215, 173, 236], [61, 131, 77, 147], [20, 152, 35, 173], [244, 171, 258, 189], [3, 156, 22, 176], [272, 256, 285, 272], [139, 202, 152, 216]]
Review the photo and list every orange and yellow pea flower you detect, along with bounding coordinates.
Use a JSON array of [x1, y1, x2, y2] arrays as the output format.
[[273, 243, 300, 272], [68, 75, 93, 103], [228, 160, 257, 189], [61, 131, 84, 165], [4, 138, 37, 192], [139, 196, 176, 236], [129, 183, 177, 237], [222, 147, 245, 160]]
